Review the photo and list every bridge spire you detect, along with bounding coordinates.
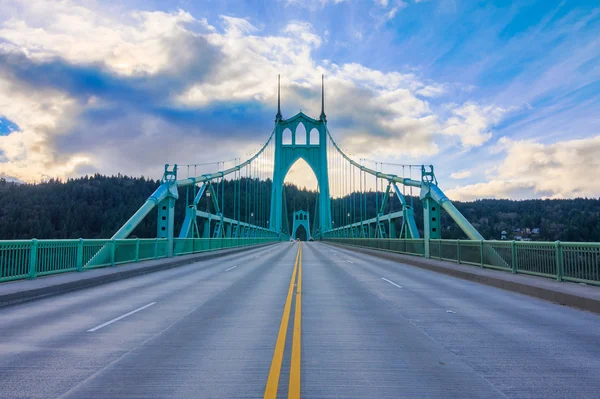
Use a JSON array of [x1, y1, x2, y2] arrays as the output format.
[[320, 74, 327, 123], [276, 75, 282, 122]]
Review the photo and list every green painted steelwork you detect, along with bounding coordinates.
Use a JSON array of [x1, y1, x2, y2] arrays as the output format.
[[269, 111, 332, 234], [2, 78, 591, 289], [291, 210, 310, 240], [325, 238, 600, 286], [323, 129, 483, 243], [109, 78, 483, 255], [0, 238, 278, 283]]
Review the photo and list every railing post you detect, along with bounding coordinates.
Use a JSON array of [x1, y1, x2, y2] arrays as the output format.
[[511, 240, 517, 274], [457, 239, 461, 264], [479, 240, 484, 267], [111, 239, 116, 267], [555, 241, 563, 281], [135, 238, 140, 263], [439, 239, 442, 260], [29, 239, 38, 279], [77, 238, 84, 272], [154, 238, 159, 259]]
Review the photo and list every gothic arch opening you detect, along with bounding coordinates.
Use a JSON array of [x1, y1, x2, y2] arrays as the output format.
[[283, 157, 318, 191], [282, 128, 292, 145], [295, 123, 307, 145], [283, 158, 318, 235], [294, 224, 308, 241], [309, 128, 319, 145]]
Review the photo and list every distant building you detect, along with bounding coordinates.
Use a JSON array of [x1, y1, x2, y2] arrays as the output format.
[[532, 228, 540, 234], [513, 227, 521, 233], [501, 231, 507, 240], [524, 228, 531, 234], [515, 235, 523, 241]]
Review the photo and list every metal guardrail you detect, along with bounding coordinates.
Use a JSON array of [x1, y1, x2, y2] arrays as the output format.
[[324, 238, 426, 257], [0, 237, 278, 283], [324, 238, 600, 286]]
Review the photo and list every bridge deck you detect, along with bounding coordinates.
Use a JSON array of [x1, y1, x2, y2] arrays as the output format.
[[1, 242, 599, 398]]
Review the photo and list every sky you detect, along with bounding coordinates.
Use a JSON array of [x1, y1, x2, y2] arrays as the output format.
[[0, 0, 598, 200]]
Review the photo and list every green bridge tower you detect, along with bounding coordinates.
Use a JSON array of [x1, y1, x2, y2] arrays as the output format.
[[269, 75, 332, 236]]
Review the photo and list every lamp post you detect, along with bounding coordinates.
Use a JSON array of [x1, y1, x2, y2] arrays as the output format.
[[347, 212, 351, 236], [206, 190, 211, 212]]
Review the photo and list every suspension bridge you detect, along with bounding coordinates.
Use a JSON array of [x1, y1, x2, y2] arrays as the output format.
[[0, 76, 599, 398]]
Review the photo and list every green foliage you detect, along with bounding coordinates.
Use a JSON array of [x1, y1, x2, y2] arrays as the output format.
[[0, 175, 159, 239], [0, 176, 598, 242], [444, 198, 600, 242]]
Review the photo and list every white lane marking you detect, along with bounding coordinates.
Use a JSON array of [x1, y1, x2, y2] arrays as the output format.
[[88, 302, 157, 332], [254, 255, 260, 259], [381, 277, 403, 289], [346, 260, 354, 264], [225, 265, 237, 271], [446, 310, 455, 314]]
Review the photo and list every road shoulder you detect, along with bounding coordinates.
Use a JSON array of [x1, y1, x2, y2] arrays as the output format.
[[0, 242, 279, 307], [323, 242, 600, 314]]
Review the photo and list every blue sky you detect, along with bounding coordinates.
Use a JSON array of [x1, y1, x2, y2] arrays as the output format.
[[0, 0, 598, 199]]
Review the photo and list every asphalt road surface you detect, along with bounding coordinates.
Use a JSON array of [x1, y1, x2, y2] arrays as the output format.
[[1, 242, 599, 398]]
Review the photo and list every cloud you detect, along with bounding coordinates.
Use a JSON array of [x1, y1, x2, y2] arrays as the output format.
[[0, 0, 511, 184], [449, 169, 471, 179], [386, 2, 408, 20], [221, 16, 258, 36], [283, 0, 348, 10], [446, 135, 600, 200], [0, 3, 203, 76], [283, 21, 322, 47], [441, 102, 514, 148], [416, 84, 446, 98], [373, 0, 408, 21]]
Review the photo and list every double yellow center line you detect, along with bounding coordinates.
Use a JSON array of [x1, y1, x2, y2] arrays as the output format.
[[264, 243, 303, 399]]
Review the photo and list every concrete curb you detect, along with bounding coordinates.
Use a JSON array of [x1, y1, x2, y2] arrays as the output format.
[[324, 242, 600, 315], [0, 243, 278, 307]]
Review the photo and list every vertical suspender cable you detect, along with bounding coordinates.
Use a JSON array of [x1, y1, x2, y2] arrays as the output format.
[[221, 162, 225, 219], [375, 162, 379, 219]]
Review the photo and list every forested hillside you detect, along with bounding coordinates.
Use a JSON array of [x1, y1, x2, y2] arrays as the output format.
[[0, 175, 598, 242]]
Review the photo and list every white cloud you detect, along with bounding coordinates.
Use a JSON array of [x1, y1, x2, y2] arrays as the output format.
[[0, 2, 200, 76], [386, 3, 407, 20], [446, 135, 600, 200], [450, 169, 472, 179], [0, 72, 92, 180], [442, 102, 513, 148], [416, 84, 446, 97], [283, 0, 348, 10], [373, 0, 408, 20], [220, 16, 258, 36], [283, 21, 322, 47], [0, 0, 511, 184]]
